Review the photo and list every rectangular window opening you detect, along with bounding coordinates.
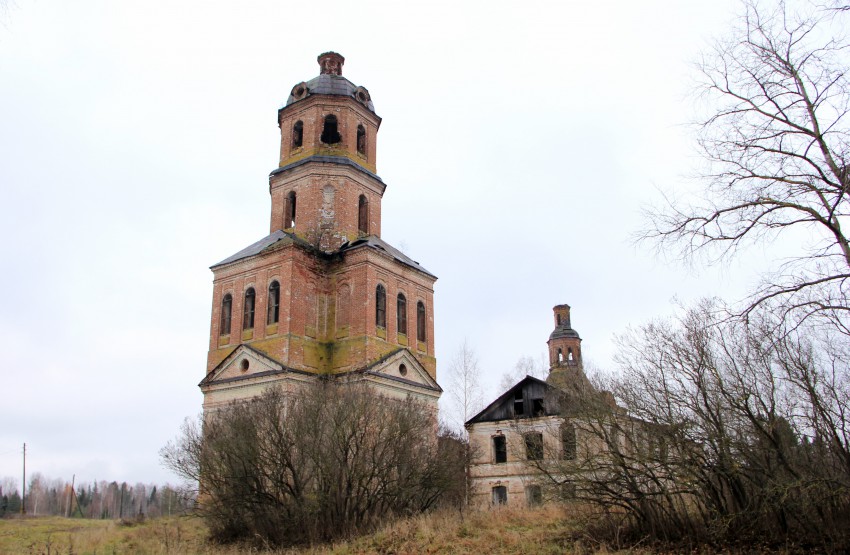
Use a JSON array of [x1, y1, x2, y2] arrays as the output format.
[[525, 432, 543, 461], [492, 486, 507, 506], [493, 435, 507, 464]]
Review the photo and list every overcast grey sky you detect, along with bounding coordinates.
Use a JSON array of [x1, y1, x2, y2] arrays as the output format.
[[0, 0, 767, 487]]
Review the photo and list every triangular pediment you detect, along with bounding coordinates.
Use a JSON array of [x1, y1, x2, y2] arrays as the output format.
[[361, 349, 442, 393], [200, 345, 285, 386]]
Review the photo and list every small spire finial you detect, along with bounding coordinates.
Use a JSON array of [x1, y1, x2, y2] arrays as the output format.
[[318, 52, 344, 76]]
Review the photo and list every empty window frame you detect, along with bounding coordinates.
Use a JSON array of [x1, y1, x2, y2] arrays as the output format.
[[417, 301, 426, 343], [358, 194, 369, 235], [526, 485, 542, 506], [493, 435, 507, 464], [532, 397, 545, 416], [243, 288, 255, 330], [220, 293, 232, 335], [375, 284, 386, 328], [524, 432, 544, 461], [397, 293, 407, 335], [292, 120, 303, 149], [321, 114, 341, 144], [284, 191, 297, 229], [267, 281, 280, 325], [356, 124, 366, 155], [514, 390, 524, 417], [561, 423, 577, 460], [492, 486, 508, 505]]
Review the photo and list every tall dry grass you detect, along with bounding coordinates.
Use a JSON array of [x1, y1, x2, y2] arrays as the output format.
[[0, 505, 650, 554]]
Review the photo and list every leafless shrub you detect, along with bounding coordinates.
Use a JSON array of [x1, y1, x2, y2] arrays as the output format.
[[161, 382, 465, 548]]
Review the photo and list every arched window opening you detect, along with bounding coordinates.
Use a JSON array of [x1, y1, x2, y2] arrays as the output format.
[[292, 120, 303, 149], [417, 301, 426, 343], [375, 284, 386, 328], [356, 124, 366, 155], [557, 348, 564, 363], [220, 294, 232, 335], [397, 293, 407, 335], [285, 191, 297, 229], [267, 281, 280, 325], [567, 347, 574, 362], [243, 288, 255, 330], [556, 313, 561, 326], [561, 423, 577, 460], [321, 114, 341, 144], [358, 194, 369, 235]]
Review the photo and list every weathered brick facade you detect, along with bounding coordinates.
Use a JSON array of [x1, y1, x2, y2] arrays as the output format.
[[201, 53, 440, 411], [466, 305, 602, 508]]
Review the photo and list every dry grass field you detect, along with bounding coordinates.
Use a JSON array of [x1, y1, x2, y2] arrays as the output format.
[[0, 505, 633, 555]]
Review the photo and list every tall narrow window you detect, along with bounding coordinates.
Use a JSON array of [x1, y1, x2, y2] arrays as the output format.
[[356, 124, 366, 155], [557, 348, 564, 363], [525, 432, 544, 461], [321, 115, 341, 144], [514, 390, 524, 416], [220, 294, 232, 335], [397, 293, 407, 335], [526, 485, 542, 506], [358, 194, 369, 235], [417, 301, 426, 343], [375, 284, 386, 328], [243, 288, 255, 330], [292, 120, 303, 149], [561, 423, 577, 460], [493, 435, 507, 464], [285, 191, 297, 229], [267, 281, 280, 325]]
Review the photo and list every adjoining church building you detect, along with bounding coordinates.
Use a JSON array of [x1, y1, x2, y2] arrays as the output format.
[[199, 53, 441, 412], [466, 304, 615, 508]]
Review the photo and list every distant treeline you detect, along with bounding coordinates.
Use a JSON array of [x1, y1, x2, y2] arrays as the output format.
[[0, 474, 194, 519]]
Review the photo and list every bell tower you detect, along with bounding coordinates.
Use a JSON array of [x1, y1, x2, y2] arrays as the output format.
[[200, 53, 440, 412], [547, 304, 582, 368], [271, 52, 384, 251]]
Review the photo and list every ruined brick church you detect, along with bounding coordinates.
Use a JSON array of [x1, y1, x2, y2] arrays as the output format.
[[198, 54, 605, 510], [200, 53, 441, 410]]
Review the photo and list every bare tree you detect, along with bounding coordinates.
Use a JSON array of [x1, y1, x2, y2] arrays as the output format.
[[442, 338, 486, 434], [499, 354, 548, 391], [526, 301, 850, 549], [646, 0, 850, 322]]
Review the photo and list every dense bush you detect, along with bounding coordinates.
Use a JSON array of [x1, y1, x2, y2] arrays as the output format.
[[162, 382, 465, 547]]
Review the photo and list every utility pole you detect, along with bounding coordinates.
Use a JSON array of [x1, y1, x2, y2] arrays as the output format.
[[21, 443, 26, 515], [66, 474, 75, 518]]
